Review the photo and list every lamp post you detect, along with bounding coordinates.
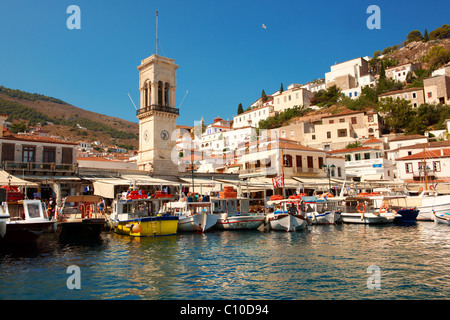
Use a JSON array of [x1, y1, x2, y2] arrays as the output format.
[[322, 164, 336, 193], [185, 160, 201, 194]]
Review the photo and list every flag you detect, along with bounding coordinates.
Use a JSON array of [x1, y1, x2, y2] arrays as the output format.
[[272, 173, 284, 188]]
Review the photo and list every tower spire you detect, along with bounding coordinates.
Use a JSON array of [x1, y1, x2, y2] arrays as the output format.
[[156, 10, 159, 55]]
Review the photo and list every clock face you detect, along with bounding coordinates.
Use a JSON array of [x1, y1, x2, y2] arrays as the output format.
[[161, 130, 169, 140]]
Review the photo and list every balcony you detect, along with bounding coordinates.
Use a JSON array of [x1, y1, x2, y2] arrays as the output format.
[[2, 161, 77, 174], [136, 104, 179, 116]]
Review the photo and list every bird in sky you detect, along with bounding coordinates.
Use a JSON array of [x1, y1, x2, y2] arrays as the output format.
[[262, 24, 267, 30]]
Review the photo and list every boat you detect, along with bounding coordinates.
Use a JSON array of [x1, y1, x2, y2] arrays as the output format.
[[163, 200, 218, 232], [210, 190, 265, 230], [110, 191, 178, 237], [337, 196, 400, 224], [300, 196, 341, 225], [404, 190, 450, 221], [432, 211, 450, 225], [363, 189, 419, 223], [0, 199, 54, 244], [56, 195, 106, 239], [266, 198, 308, 231]]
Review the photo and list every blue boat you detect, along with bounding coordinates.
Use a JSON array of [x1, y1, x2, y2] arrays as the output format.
[[394, 207, 419, 223]]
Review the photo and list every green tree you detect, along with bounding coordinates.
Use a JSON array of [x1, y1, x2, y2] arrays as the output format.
[[280, 83, 284, 93], [429, 24, 450, 40], [237, 103, 244, 114], [423, 28, 429, 42], [345, 141, 363, 149], [423, 46, 450, 70], [377, 98, 415, 133], [261, 89, 268, 103], [406, 30, 423, 44], [312, 85, 343, 108]]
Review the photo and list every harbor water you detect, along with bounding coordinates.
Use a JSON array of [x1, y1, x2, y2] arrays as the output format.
[[0, 222, 449, 300]]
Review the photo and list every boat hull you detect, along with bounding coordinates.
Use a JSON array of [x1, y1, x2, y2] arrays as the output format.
[[215, 214, 265, 230], [178, 213, 218, 232], [0, 221, 54, 244], [433, 212, 450, 225], [269, 214, 307, 231], [114, 216, 178, 237], [307, 211, 341, 225], [57, 218, 105, 239], [340, 212, 397, 224], [394, 208, 419, 223]]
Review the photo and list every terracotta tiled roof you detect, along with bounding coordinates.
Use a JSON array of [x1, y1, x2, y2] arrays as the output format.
[[396, 149, 450, 161], [328, 146, 377, 154], [2, 133, 77, 145], [389, 134, 426, 142]]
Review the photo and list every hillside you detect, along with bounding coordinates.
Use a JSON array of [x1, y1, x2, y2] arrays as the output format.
[[0, 86, 139, 150]]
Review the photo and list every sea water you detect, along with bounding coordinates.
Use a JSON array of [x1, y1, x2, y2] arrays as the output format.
[[0, 222, 449, 300]]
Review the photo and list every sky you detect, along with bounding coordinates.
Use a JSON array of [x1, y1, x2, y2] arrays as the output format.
[[0, 0, 448, 128]]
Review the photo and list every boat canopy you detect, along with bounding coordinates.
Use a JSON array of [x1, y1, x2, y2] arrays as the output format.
[[64, 195, 103, 203]]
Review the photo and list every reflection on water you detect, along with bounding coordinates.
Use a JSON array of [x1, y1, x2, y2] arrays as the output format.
[[0, 223, 449, 300]]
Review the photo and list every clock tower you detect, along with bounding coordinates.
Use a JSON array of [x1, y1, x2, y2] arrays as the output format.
[[136, 53, 179, 175]]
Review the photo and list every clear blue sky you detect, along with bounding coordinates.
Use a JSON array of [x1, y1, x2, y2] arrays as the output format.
[[0, 0, 448, 127]]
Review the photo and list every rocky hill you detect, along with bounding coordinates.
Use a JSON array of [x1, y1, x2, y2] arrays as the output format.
[[0, 86, 139, 150]]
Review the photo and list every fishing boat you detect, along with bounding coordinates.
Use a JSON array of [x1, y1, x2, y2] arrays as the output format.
[[300, 196, 341, 225], [56, 195, 106, 239], [338, 196, 400, 224], [110, 191, 178, 237], [0, 199, 54, 244], [432, 211, 450, 225], [404, 189, 450, 221], [163, 200, 218, 232], [266, 198, 308, 231], [363, 189, 419, 223], [210, 188, 265, 230]]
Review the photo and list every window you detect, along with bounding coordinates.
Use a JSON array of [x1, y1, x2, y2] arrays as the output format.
[[62, 148, 73, 164], [354, 92, 358, 97], [337, 129, 347, 137], [329, 120, 334, 124], [345, 154, 351, 161], [43, 147, 56, 163], [364, 153, 371, 159], [318, 157, 324, 168], [327, 131, 331, 139], [339, 118, 345, 123], [296, 155, 302, 168], [355, 153, 361, 161], [428, 92, 432, 98], [349, 92, 352, 97], [283, 154, 293, 167], [1, 143, 15, 162], [351, 117, 357, 124], [412, 92, 417, 99], [307, 156, 313, 168], [404, 93, 408, 99], [433, 161, 441, 172], [290, 130, 294, 137], [22, 146, 36, 163], [368, 114, 374, 122], [405, 163, 413, 173], [312, 135, 316, 140], [338, 167, 342, 177]]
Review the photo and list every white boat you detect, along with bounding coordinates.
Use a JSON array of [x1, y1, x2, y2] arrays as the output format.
[[405, 190, 450, 221], [266, 198, 308, 231], [301, 196, 341, 225], [432, 211, 450, 225], [338, 197, 400, 224], [211, 197, 265, 230], [164, 201, 218, 232], [0, 212, 9, 238], [0, 199, 54, 244]]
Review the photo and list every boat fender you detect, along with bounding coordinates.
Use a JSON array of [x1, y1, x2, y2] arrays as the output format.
[[132, 224, 141, 234], [429, 185, 434, 190]]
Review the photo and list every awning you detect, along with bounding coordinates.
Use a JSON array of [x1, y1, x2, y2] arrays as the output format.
[[0, 170, 39, 187]]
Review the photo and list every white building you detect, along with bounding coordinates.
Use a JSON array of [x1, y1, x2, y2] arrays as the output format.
[[385, 62, 422, 83], [233, 105, 274, 129], [271, 84, 314, 113]]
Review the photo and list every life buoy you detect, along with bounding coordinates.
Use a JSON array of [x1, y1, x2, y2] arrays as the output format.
[[430, 185, 434, 190], [357, 203, 366, 214], [380, 204, 389, 214], [419, 187, 423, 192]]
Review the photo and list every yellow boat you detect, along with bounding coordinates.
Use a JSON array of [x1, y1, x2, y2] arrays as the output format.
[[111, 195, 178, 237]]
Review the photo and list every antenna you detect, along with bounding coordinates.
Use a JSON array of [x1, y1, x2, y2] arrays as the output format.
[[156, 10, 159, 55], [178, 90, 189, 108], [127, 92, 138, 110]]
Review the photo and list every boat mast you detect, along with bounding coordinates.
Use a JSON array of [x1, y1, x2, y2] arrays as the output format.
[[423, 146, 428, 191]]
